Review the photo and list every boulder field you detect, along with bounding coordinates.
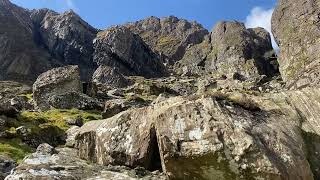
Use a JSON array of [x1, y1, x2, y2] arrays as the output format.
[[1, 0, 320, 179]]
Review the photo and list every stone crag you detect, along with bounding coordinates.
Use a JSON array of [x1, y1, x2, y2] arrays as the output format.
[[2, 0, 320, 179]]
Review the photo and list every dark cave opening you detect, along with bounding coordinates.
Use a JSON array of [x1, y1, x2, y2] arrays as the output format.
[[82, 82, 88, 94], [148, 127, 163, 172]]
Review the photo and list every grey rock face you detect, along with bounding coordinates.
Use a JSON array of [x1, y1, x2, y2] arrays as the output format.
[[0, 0, 61, 82], [0, 155, 16, 180], [272, 0, 320, 89], [66, 116, 84, 127], [93, 26, 168, 78], [209, 22, 278, 78], [36, 143, 56, 155], [92, 65, 131, 89], [0, 98, 18, 117], [75, 89, 320, 180], [125, 16, 209, 64], [48, 91, 103, 110], [65, 126, 80, 148], [0, 81, 32, 98], [33, 65, 82, 111], [76, 110, 160, 171], [30, 9, 98, 81], [6, 146, 165, 180], [177, 21, 278, 79]]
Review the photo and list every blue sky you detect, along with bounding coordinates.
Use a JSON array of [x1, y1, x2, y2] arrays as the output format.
[[11, 0, 278, 49], [11, 0, 277, 30]]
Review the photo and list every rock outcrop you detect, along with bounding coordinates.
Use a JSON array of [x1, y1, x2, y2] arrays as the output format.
[[177, 21, 278, 79], [0, 156, 16, 179], [76, 89, 320, 179], [272, 0, 320, 89], [30, 9, 98, 81], [0, 0, 61, 82], [92, 65, 131, 89], [48, 91, 103, 110], [33, 65, 82, 111], [125, 16, 209, 64], [6, 144, 165, 180], [93, 26, 168, 78]]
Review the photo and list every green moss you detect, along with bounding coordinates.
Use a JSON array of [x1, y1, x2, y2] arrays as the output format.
[[18, 93, 33, 101], [0, 138, 34, 163], [17, 109, 102, 131]]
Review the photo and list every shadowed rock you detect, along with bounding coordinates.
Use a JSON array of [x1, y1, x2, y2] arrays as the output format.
[[93, 26, 168, 78], [30, 9, 98, 81], [0, 0, 61, 82]]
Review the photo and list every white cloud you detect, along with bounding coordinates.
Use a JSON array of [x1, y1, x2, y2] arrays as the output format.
[[245, 7, 279, 51]]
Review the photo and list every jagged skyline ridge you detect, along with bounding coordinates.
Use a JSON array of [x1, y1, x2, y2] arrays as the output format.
[[11, 0, 276, 30]]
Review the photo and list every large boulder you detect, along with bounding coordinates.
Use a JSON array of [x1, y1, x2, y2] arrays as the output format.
[[33, 65, 82, 111], [76, 89, 320, 179], [125, 16, 209, 64], [0, 0, 61, 82], [272, 0, 320, 89], [93, 26, 168, 78], [76, 109, 160, 170], [177, 21, 278, 79]]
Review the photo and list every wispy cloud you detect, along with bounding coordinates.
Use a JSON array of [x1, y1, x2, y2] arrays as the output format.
[[245, 7, 278, 51], [64, 0, 79, 12]]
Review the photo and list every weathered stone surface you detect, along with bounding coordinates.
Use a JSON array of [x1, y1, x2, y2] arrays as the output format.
[[0, 0, 61, 82], [0, 155, 16, 180], [272, 0, 320, 89], [92, 65, 131, 89], [177, 21, 278, 79], [33, 65, 82, 111], [65, 116, 84, 127], [90, 65, 132, 98], [125, 16, 209, 64], [0, 81, 32, 98], [48, 91, 103, 110], [65, 126, 80, 148], [76, 89, 320, 179], [0, 98, 18, 117], [6, 146, 165, 180], [76, 109, 161, 171], [93, 26, 168, 78], [31, 9, 98, 81], [102, 98, 149, 119]]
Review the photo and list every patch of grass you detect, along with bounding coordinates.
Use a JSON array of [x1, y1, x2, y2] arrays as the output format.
[[0, 138, 34, 163], [17, 109, 102, 131], [157, 36, 180, 49], [18, 93, 33, 101]]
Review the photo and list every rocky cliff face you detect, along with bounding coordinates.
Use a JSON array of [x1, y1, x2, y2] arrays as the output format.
[[0, 0, 61, 82], [2, 0, 320, 179], [272, 0, 320, 89], [93, 26, 168, 78], [31, 9, 98, 81], [177, 21, 278, 79], [125, 16, 209, 65], [0, 0, 98, 83]]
